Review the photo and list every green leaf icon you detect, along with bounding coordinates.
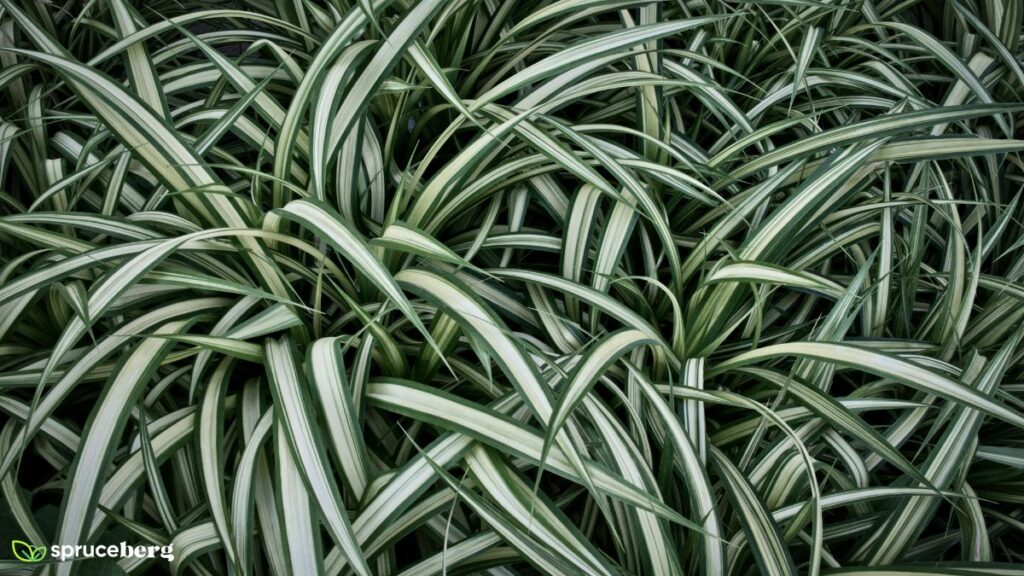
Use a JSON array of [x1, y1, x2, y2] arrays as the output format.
[[11, 540, 47, 562]]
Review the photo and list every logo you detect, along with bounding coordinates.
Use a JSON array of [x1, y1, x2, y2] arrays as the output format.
[[11, 540, 47, 563], [8, 541, 174, 563]]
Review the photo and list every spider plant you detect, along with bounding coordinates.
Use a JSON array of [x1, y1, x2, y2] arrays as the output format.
[[1, 0, 1023, 574]]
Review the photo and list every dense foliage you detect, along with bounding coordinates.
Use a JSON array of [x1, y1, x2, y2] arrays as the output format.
[[1, 0, 1024, 574]]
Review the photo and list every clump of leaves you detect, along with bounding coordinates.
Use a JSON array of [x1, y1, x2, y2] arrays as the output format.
[[1, 0, 1024, 574]]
